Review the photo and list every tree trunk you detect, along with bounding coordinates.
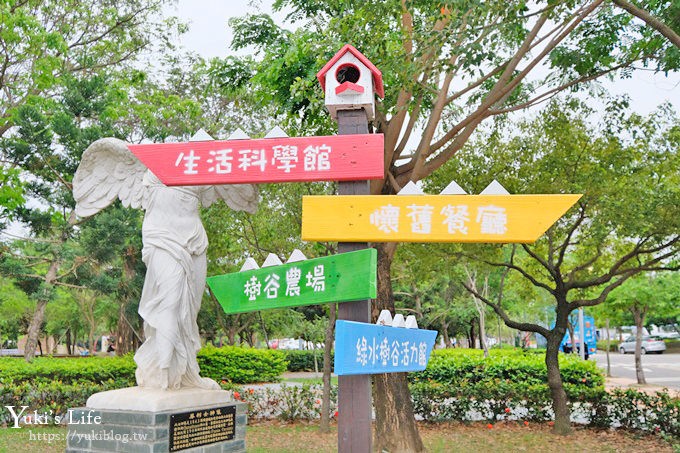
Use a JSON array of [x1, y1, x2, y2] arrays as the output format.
[[469, 320, 477, 349], [25, 303, 46, 361], [372, 243, 425, 452], [441, 323, 451, 348], [116, 303, 133, 355], [117, 248, 141, 355], [66, 328, 72, 355], [497, 315, 502, 349], [546, 330, 571, 434], [467, 270, 489, 357], [88, 328, 96, 355], [632, 305, 647, 385], [258, 312, 270, 349], [24, 260, 59, 362], [479, 310, 489, 357], [320, 302, 336, 433]]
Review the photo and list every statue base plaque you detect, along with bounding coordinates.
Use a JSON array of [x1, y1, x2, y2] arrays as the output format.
[[66, 388, 246, 452]]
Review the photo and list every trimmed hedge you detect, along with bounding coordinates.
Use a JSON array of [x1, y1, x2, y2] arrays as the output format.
[[410, 348, 605, 423], [197, 345, 287, 384], [0, 346, 287, 424], [0, 355, 136, 386], [0, 346, 287, 387], [281, 349, 333, 372]]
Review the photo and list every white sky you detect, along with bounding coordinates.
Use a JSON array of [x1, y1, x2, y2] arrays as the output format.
[[170, 0, 678, 115]]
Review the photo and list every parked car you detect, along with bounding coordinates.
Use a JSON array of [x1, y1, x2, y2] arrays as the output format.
[[657, 331, 680, 339], [619, 335, 666, 354]]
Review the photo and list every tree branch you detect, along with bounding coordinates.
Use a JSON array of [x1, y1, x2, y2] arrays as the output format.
[[555, 202, 588, 270], [567, 236, 680, 290], [612, 0, 680, 48], [463, 281, 550, 338], [473, 253, 556, 296]]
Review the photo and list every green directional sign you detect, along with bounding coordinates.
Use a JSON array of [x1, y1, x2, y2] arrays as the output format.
[[207, 249, 377, 314]]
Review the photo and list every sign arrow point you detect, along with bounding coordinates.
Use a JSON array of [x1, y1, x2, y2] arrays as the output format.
[[261, 253, 284, 267], [286, 249, 308, 263], [227, 128, 250, 140], [480, 180, 510, 195], [189, 129, 215, 142], [397, 181, 425, 195], [405, 315, 419, 329], [392, 314, 406, 327], [376, 310, 393, 326], [440, 180, 468, 195], [240, 257, 260, 272], [264, 126, 289, 139]]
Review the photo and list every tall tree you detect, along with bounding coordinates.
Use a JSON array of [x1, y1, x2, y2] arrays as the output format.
[[229, 0, 679, 446], [428, 99, 680, 434], [607, 273, 679, 383], [0, 0, 181, 361]]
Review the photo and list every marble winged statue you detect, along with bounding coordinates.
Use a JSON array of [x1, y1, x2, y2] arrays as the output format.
[[73, 138, 258, 390]]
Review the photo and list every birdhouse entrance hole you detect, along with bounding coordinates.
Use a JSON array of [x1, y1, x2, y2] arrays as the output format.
[[336, 63, 360, 84]]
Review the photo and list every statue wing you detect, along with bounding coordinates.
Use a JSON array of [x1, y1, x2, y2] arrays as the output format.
[[73, 138, 149, 218], [200, 184, 259, 214]]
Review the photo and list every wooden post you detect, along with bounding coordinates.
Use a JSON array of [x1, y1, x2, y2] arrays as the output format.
[[337, 108, 372, 452]]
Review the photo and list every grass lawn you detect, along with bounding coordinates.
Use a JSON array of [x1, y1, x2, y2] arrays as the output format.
[[1, 421, 674, 453]]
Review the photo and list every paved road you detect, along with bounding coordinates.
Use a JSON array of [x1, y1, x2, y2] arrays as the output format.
[[592, 351, 680, 389]]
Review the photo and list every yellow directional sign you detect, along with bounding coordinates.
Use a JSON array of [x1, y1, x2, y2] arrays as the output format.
[[302, 194, 582, 243]]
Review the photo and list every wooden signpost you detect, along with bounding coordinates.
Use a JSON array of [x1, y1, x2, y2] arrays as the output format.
[[334, 321, 437, 376], [173, 43, 580, 453], [302, 194, 581, 243], [315, 43, 387, 453], [127, 134, 384, 186], [207, 249, 377, 314]]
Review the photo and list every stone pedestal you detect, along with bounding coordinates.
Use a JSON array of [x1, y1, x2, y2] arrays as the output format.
[[66, 387, 246, 453]]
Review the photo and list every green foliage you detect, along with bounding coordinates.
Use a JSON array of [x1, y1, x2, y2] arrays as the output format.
[[0, 167, 25, 225], [0, 0, 174, 133], [197, 345, 288, 384], [588, 388, 680, 439], [0, 278, 34, 343], [0, 356, 137, 386], [282, 349, 334, 372], [0, 347, 289, 424], [0, 380, 131, 426], [410, 348, 604, 422], [0, 346, 287, 397], [413, 348, 603, 388]]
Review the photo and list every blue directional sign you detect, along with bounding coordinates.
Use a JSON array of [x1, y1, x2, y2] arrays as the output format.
[[334, 320, 438, 375]]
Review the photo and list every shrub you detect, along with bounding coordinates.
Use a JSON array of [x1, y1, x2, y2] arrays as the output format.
[[0, 346, 287, 421], [0, 346, 288, 387], [0, 379, 132, 425], [589, 388, 679, 438], [0, 356, 136, 386], [410, 348, 605, 422], [282, 349, 333, 372], [197, 345, 287, 384], [235, 383, 337, 422]]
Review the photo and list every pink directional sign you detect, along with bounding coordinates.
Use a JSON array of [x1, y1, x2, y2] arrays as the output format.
[[127, 134, 384, 186]]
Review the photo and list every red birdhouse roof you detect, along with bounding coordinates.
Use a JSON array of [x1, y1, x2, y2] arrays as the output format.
[[316, 44, 384, 99]]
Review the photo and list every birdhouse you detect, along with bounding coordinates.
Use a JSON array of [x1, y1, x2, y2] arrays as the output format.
[[316, 44, 384, 121]]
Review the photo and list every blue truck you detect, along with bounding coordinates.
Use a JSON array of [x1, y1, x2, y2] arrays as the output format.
[[560, 314, 597, 357]]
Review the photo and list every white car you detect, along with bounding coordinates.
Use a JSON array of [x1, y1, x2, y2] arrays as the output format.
[[657, 331, 680, 339], [619, 335, 666, 354]]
